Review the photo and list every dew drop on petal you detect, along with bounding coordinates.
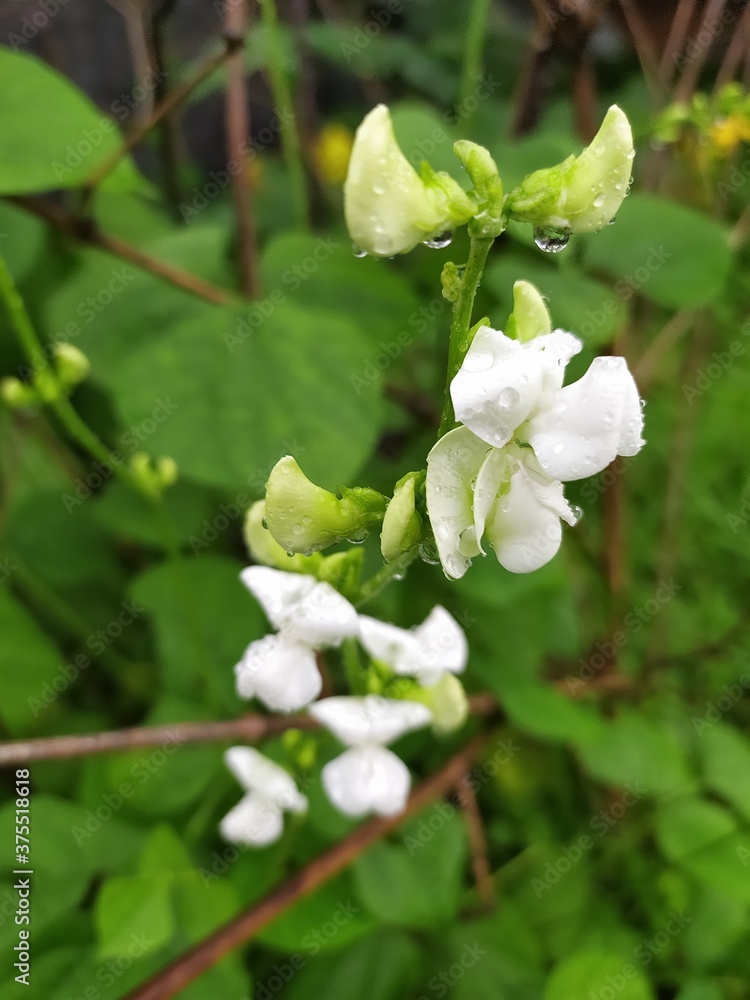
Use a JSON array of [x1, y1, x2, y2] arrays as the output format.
[[352, 244, 368, 258], [553, 442, 565, 455], [570, 504, 583, 523], [423, 231, 453, 250], [418, 539, 440, 565], [533, 228, 570, 254], [498, 387, 521, 409]]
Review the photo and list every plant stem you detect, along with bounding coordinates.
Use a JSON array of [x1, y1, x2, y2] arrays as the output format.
[[257, 0, 309, 229], [355, 549, 418, 607], [0, 256, 152, 501], [438, 235, 493, 437], [341, 637, 366, 694], [459, 0, 492, 112]]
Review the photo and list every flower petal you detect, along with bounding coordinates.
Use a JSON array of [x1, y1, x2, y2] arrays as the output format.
[[411, 606, 468, 682], [526, 356, 644, 481], [224, 746, 307, 812], [426, 426, 490, 579], [321, 745, 411, 817], [287, 580, 359, 646], [527, 329, 583, 391], [473, 447, 510, 553], [309, 695, 432, 747], [219, 792, 284, 846], [359, 617, 421, 671], [235, 634, 322, 712], [451, 326, 544, 448], [240, 566, 316, 631], [485, 466, 564, 573]]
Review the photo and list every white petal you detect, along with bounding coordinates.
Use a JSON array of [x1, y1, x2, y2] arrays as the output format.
[[240, 566, 316, 631], [485, 466, 564, 573], [224, 746, 307, 812], [309, 695, 432, 747], [472, 447, 510, 553], [426, 426, 490, 580], [321, 745, 411, 817], [526, 356, 644, 481], [235, 634, 322, 712], [411, 606, 467, 681], [359, 617, 422, 671], [528, 329, 582, 391], [219, 793, 284, 846], [286, 580, 359, 646], [451, 326, 544, 448]]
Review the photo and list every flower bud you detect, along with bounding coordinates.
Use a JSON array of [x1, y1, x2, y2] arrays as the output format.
[[409, 673, 469, 734], [54, 343, 90, 386], [506, 280, 551, 343], [381, 472, 422, 563], [453, 140, 504, 237], [1, 376, 37, 409], [505, 105, 634, 236], [344, 104, 476, 257], [243, 500, 320, 573], [155, 455, 178, 489], [265, 456, 388, 555], [317, 548, 364, 599]]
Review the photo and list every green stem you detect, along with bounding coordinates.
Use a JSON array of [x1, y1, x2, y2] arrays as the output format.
[[438, 235, 494, 437], [0, 255, 153, 502], [355, 549, 418, 608], [459, 0, 492, 112], [257, 0, 309, 230], [341, 637, 366, 695]]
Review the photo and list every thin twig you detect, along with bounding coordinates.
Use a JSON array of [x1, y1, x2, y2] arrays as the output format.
[[9, 196, 234, 306], [121, 736, 489, 1000], [714, 2, 750, 89], [87, 36, 244, 191], [225, 0, 259, 297], [456, 770, 495, 909], [658, 0, 698, 87], [634, 309, 696, 389], [0, 694, 498, 767], [617, 0, 664, 98], [674, 0, 729, 101], [149, 0, 185, 216]]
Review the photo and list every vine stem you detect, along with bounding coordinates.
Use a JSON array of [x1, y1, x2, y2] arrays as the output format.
[[355, 548, 418, 607], [459, 0, 492, 112], [0, 256, 152, 502], [257, 0, 310, 229], [438, 235, 494, 437]]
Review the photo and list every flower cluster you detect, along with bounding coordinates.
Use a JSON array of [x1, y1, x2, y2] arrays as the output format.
[[222, 566, 468, 844], [426, 283, 645, 577]]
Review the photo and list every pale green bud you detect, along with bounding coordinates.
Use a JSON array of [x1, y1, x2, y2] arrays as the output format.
[[265, 456, 388, 555], [381, 472, 422, 563], [506, 280, 551, 343], [1, 377, 37, 409], [344, 104, 476, 257], [243, 501, 320, 573], [408, 673, 469, 734], [54, 343, 90, 386], [33, 368, 62, 403], [155, 456, 178, 489], [317, 548, 364, 600], [505, 105, 635, 235], [453, 140, 505, 238]]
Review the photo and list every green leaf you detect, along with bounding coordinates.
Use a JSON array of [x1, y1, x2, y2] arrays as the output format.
[[577, 710, 692, 795], [655, 797, 737, 861], [353, 808, 467, 928], [258, 874, 376, 952], [684, 890, 748, 969], [95, 874, 175, 959], [543, 949, 655, 1000], [494, 679, 606, 745], [0, 589, 64, 734], [582, 194, 732, 309], [675, 982, 724, 1000], [0, 49, 140, 194], [138, 824, 194, 875], [679, 832, 750, 904], [485, 256, 628, 347], [700, 723, 750, 822]]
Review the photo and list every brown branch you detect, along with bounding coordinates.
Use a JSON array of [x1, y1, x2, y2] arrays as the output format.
[[715, 5, 750, 90], [86, 36, 244, 191], [456, 770, 495, 909], [121, 734, 489, 1000], [674, 0, 728, 101], [0, 694, 498, 767], [617, 0, 664, 98], [9, 196, 234, 306], [225, 0, 259, 298], [658, 0, 698, 87]]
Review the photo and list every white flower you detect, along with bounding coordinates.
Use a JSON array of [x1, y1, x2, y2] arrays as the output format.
[[220, 746, 307, 847], [235, 567, 358, 712], [451, 326, 644, 478], [358, 606, 467, 687], [344, 105, 475, 257], [308, 696, 432, 817], [427, 427, 578, 577]]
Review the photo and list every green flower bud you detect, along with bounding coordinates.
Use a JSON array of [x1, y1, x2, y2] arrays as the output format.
[[505, 105, 634, 236], [1, 377, 37, 409], [155, 456, 178, 489], [453, 140, 505, 238], [505, 280, 551, 343], [381, 472, 422, 563], [243, 500, 320, 573], [265, 456, 388, 555], [317, 548, 364, 599], [33, 368, 62, 403], [54, 343, 90, 386], [405, 673, 469, 734], [344, 104, 476, 257]]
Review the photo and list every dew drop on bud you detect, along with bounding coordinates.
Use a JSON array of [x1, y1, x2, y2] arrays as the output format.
[[533, 229, 570, 254], [422, 231, 453, 250], [346, 529, 368, 544], [352, 244, 368, 258]]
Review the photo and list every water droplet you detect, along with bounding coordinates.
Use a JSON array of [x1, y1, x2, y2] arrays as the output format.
[[346, 529, 368, 544], [593, 194, 605, 209], [261, 517, 268, 530], [570, 504, 583, 522], [393, 572, 405, 581], [352, 244, 368, 258], [553, 442, 565, 455], [302, 515, 311, 524], [498, 387, 520, 409], [418, 539, 440, 565], [640, 398, 646, 410], [423, 231, 453, 250], [286, 550, 296, 558], [533, 228, 570, 254]]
